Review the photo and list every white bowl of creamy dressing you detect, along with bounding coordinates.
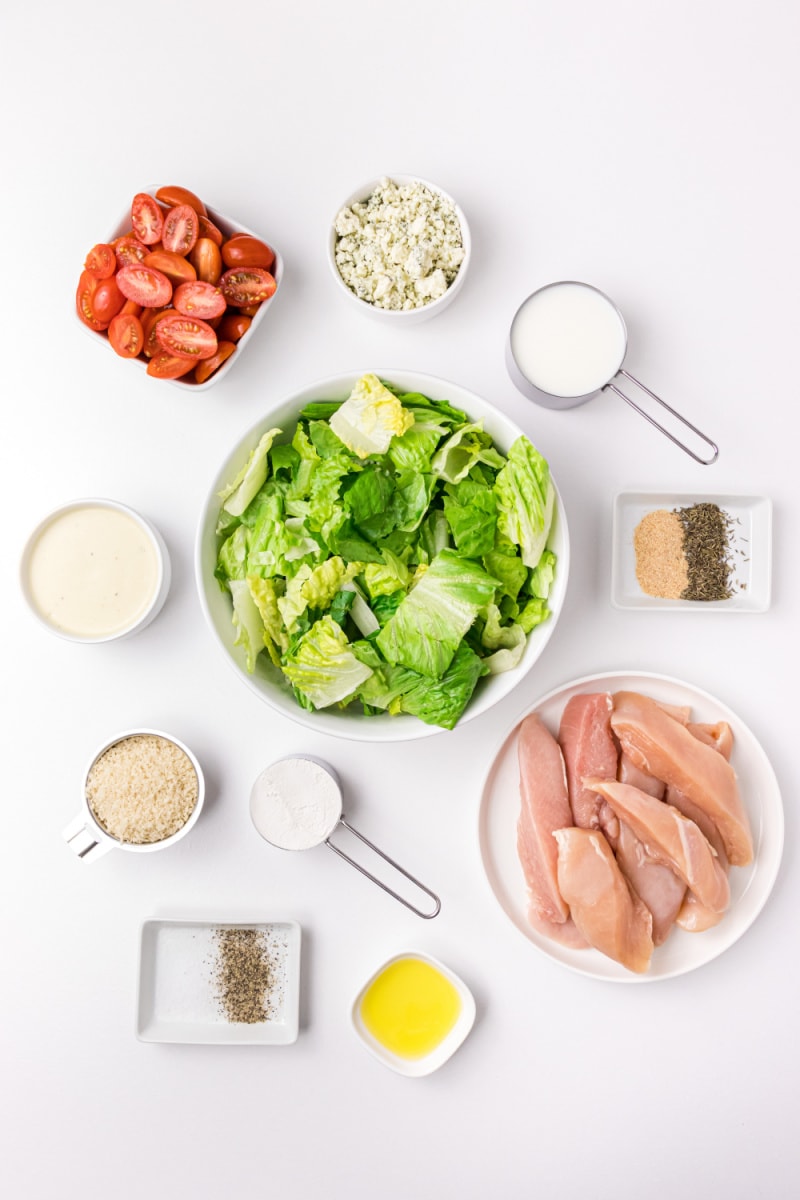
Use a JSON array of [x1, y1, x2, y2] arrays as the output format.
[[20, 498, 170, 643]]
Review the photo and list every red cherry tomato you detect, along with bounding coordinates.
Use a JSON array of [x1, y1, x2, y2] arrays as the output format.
[[75, 271, 110, 331], [219, 267, 276, 306], [162, 204, 199, 255], [116, 263, 173, 308], [173, 281, 226, 320], [143, 250, 197, 285], [141, 308, 175, 357], [84, 244, 117, 279], [221, 235, 276, 271], [189, 238, 222, 284], [195, 341, 236, 384], [197, 214, 223, 246], [217, 312, 252, 342], [155, 313, 218, 360], [92, 276, 125, 323], [155, 185, 207, 215], [147, 352, 196, 379], [113, 236, 150, 268], [131, 193, 164, 245], [108, 313, 145, 358]]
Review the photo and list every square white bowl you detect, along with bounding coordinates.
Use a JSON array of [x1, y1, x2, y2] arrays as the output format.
[[136, 918, 301, 1044], [75, 188, 283, 392], [611, 491, 772, 612], [350, 951, 476, 1076]]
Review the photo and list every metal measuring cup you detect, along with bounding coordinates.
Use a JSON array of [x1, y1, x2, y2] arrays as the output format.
[[506, 280, 719, 464], [249, 756, 441, 919]]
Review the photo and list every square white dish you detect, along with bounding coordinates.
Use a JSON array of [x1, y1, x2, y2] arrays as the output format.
[[611, 492, 772, 612], [350, 951, 476, 1077], [136, 918, 300, 1044]]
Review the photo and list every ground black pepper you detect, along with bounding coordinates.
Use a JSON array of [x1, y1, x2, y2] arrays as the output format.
[[213, 927, 279, 1024]]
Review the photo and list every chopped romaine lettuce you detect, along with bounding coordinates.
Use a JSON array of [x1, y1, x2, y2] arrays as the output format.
[[281, 615, 373, 708], [329, 373, 415, 459]]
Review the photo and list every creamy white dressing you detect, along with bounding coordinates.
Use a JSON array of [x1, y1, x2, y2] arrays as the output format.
[[26, 504, 160, 638], [511, 282, 627, 398]]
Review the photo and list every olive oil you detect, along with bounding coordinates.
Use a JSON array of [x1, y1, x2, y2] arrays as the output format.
[[359, 957, 461, 1060]]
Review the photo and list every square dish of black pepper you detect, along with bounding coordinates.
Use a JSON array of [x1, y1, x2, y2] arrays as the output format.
[[611, 493, 772, 613]]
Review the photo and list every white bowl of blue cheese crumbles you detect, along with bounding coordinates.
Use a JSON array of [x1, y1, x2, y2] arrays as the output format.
[[329, 175, 470, 321]]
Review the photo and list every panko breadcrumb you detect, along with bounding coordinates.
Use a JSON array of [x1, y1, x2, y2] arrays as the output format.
[[86, 734, 198, 844]]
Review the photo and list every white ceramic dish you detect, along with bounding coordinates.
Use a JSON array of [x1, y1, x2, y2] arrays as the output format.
[[136, 919, 301, 1044], [611, 492, 771, 611], [74, 188, 283, 392], [478, 670, 784, 983], [327, 175, 471, 324], [350, 951, 476, 1076], [20, 497, 170, 643], [195, 368, 569, 742]]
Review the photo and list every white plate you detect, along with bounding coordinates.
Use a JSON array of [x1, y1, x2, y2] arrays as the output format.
[[611, 492, 772, 611], [478, 671, 784, 982], [136, 918, 301, 1043]]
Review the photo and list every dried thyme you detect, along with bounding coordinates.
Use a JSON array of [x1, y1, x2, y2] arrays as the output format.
[[675, 503, 735, 600], [212, 927, 283, 1024]]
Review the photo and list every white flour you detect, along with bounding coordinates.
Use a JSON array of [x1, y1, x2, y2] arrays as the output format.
[[250, 757, 341, 850]]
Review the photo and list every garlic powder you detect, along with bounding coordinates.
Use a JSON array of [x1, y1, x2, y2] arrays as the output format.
[[334, 177, 465, 311]]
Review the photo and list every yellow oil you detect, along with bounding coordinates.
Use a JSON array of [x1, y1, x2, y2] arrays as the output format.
[[359, 957, 461, 1060]]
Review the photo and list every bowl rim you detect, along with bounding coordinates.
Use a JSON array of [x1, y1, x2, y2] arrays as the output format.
[[20, 496, 170, 643], [327, 173, 471, 320], [195, 368, 570, 743], [74, 187, 284, 392]]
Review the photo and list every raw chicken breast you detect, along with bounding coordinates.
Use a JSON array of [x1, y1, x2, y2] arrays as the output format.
[[516, 713, 584, 941], [554, 827, 654, 973], [615, 821, 686, 945], [688, 721, 734, 760], [586, 778, 730, 914], [516, 824, 587, 947], [610, 691, 753, 866], [675, 891, 725, 932], [618, 753, 666, 800], [559, 693, 620, 843]]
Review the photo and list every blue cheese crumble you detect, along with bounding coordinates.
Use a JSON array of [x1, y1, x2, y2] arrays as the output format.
[[334, 177, 465, 311]]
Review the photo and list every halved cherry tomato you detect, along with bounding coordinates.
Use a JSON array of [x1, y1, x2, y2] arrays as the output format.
[[147, 352, 196, 379], [189, 237, 222, 284], [219, 267, 276, 306], [114, 236, 150, 268], [76, 271, 110, 331], [217, 312, 252, 342], [173, 281, 226, 320], [84, 244, 116, 279], [162, 204, 199, 255], [120, 299, 143, 317], [155, 185, 207, 216], [108, 313, 145, 358], [92, 276, 125, 323], [143, 250, 197, 286], [142, 308, 176, 357], [131, 193, 164, 245], [197, 214, 223, 246], [116, 263, 173, 308], [155, 314, 218, 359], [195, 341, 235, 384], [221, 235, 276, 271]]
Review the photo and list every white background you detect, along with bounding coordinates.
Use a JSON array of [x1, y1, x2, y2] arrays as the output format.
[[2, 2, 798, 1197]]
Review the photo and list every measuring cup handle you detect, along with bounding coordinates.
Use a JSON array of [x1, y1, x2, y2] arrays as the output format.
[[326, 817, 441, 919], [605, 369, 719, 465], [63, 814, 112, 861]]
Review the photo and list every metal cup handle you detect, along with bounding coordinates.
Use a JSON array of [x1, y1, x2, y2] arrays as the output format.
[[605, 368, 719, 465], [325, 816, 441, 919], [63, 814, 113, 862]]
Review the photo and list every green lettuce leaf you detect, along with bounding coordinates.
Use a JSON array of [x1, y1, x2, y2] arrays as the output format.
[[392, 642, 487, 729], [329, 373, 415, 459], [219, 428, 282, 517], [495, 436, 555, 568], [281, 616, 373, 708], [443, 479, 497, 557], [229, 579, 266, 672]]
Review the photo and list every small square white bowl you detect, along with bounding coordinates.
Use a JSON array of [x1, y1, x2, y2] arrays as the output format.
[[75, 188, 283, 392], [350, 951, 476, 1077], [611, 492, 772, 612], [136, 918, 300, 1044]]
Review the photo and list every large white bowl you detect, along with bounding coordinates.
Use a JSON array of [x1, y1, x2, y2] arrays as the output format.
[[195, 370, 570, 742]]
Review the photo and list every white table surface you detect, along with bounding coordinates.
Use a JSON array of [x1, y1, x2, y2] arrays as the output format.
[[2, 3, 798, 1197]]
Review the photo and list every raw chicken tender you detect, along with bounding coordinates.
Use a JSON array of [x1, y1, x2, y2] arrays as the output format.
[[615, 821, 686, 945], [610, 691, 753, 866], [516, 713, 586, 945], [586, 778, 730, 914], [554, 827, 654, 973], [559, 693, 620, 842], [618, 753, 666, 800]]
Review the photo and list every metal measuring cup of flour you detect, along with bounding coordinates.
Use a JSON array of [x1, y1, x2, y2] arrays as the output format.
[[63, 728, 205, 862], [506, 280, 719, 464], [250, 756, 441, 919]]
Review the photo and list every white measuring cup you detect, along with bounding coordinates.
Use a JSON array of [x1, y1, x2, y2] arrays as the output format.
[[250, 756, 441, 919], [506, 280, 719, 464]]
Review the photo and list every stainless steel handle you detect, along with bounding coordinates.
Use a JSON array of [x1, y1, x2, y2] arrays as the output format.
[[605, 368, 719, 465], [325, 816, 441, 919]]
